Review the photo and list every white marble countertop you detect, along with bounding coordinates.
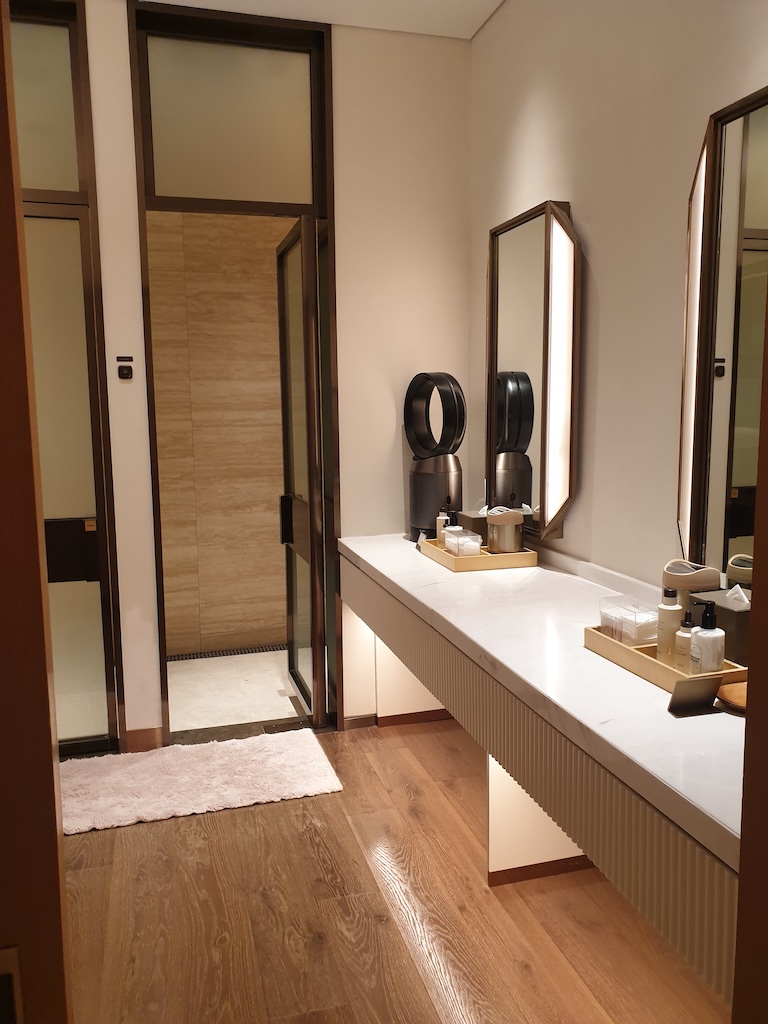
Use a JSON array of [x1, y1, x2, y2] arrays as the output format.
[[339, 534, 744, 871]]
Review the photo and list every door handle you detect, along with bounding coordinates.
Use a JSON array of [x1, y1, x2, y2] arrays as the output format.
[[280, 495, 293, 545]]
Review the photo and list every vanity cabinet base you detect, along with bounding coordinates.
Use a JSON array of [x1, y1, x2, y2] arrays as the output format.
[[341, 555, 738, 1001]]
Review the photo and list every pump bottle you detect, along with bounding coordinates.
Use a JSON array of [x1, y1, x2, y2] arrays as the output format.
[[674, 611, 694, 674], [689, 602, 725, 674], [441, 510, 462, 550], [435, 509, 449, 547], [656, 587, 683, 667]]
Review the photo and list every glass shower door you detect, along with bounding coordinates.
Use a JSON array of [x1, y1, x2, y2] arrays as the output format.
[[277, 217, 327, 726]]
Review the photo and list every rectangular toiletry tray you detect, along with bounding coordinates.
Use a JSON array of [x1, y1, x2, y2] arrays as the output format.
[[420, 538, 537, 572], [583, 625, 747, 694]]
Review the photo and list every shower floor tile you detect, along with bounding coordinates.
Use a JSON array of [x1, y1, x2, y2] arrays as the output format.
[[168, 650, 299, 732]]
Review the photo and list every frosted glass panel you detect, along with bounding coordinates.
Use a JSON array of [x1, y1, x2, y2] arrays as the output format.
[[24, 217, 96, 519], [49, 582, 108, 740], [744, 106, 768, 229], [10, 21, 79, 192], [147, 36, 313, 203]]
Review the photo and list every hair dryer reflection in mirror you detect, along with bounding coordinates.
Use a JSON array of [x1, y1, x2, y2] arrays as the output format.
[[495, 371, 533, 507]]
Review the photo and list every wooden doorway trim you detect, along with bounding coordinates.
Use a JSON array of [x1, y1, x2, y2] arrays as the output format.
[[0, 2, 72, 1020]]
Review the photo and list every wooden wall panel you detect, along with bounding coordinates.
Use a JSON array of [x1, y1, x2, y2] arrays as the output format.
[[146, 211, 200, 655], [147, 212, 289, 655]]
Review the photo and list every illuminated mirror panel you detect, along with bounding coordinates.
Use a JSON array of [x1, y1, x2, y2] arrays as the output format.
[[545, 216, 575, 527], [678, 148, 706, 559]]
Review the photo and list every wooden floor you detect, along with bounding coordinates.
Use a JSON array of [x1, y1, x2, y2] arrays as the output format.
[[63, 721, 730, 1024]]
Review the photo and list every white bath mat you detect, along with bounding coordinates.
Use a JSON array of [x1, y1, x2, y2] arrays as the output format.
[[60, 729, 342, 835]]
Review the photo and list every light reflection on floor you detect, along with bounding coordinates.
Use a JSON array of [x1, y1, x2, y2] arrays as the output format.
[[370, 838, 486, 1024]]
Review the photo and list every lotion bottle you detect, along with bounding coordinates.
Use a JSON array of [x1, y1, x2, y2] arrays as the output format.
[[435, 508, 449, 547], [689, 602, 725, 674], [656, 587, 683, 667], [674, 611, 694, 674], [442, 510, 462, 551]]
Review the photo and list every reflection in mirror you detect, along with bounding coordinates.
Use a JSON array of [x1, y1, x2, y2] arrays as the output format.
[[679, 148, 706, 556], [486, 202, 581, 539], [496, 371, 534, 507], [680, 86, 768, 568]]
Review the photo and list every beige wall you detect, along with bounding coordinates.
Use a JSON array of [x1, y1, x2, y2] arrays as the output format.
[[147, 212, 289, 655], [468, 0, 768, 583], [332, 26, 472, 536], [85, 0, 161, 732]]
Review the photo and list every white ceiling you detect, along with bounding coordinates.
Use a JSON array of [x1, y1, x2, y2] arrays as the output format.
[[146, 0, 506, 40]]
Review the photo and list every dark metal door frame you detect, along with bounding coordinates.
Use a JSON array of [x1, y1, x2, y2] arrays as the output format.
[[12, 0, 123, 753], [277, 215, 327, 728], [22, 201, 120, 754]]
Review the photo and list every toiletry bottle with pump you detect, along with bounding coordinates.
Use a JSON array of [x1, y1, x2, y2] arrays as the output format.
[[689, 602, 725, 674], [656, 587, 683, 667], [435, 508, 449, 547], [442, 510, 462, 550], [674, 611, 694, 674]]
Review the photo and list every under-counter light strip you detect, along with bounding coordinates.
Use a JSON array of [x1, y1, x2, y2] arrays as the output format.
[[679, 148, 707, 559], [545, 218, 575, 525]]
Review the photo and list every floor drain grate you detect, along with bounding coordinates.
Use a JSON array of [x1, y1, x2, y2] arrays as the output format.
[[169, 644, 288, 662]]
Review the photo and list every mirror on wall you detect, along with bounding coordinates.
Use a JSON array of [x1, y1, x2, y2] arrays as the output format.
[[680, 85, 768, 568], [486, 201, 582, 540]]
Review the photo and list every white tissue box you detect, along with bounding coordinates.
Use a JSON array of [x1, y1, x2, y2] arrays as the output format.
[[599, 596, 657, 647]]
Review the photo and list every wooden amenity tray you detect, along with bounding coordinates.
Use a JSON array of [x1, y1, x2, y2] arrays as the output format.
[[584, 625, 747, 694], [420, 538, 537, 572]]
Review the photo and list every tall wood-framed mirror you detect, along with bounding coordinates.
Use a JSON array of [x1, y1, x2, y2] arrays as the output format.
[[486, 200, 582, 540], [680, 85, 768, 569]]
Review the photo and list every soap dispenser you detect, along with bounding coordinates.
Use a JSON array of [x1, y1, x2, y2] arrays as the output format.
[[689, 602, 725, 674]]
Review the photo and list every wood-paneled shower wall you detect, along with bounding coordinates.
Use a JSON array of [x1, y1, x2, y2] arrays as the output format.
[[146, 211, 290, 655]]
